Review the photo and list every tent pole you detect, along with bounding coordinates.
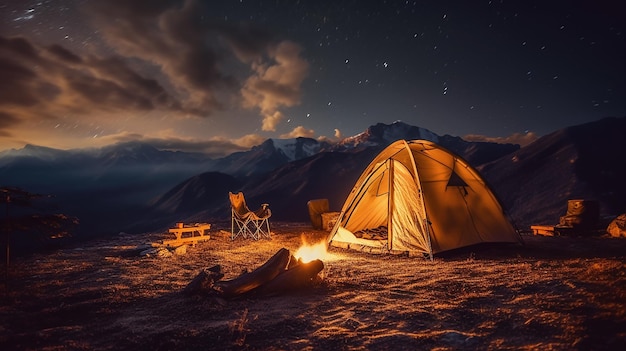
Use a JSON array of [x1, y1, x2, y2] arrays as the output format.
[[387, 160, 394, 251]]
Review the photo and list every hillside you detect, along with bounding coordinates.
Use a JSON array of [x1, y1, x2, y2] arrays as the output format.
[[479, 116, 626, 228]]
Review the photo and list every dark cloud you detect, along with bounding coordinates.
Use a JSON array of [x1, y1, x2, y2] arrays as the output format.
[[0, 0, 309, 147], [463, 132, 539, 147], [85, 56, 182, 111], [146, 137, 250, 157], [0, 36, 39, 59], [86, 0, 180, 18], [0, 34, 185, 124], [0, 37, 44, 107], [84, 0, 306, 121], [0, 56, 39, 106], [46, 44, 83, 64], [65, 73, 154, 111], [84, 0, 238, 113], [213, 21, 274, 62], [107, 133, 250, 157]]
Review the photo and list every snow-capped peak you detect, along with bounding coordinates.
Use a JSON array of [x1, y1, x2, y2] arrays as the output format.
[[335, 121, 440, 151], [269, 137, 325, 162]]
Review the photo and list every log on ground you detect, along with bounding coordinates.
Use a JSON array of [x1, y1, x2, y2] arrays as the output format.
[[183, 265, 224, 296], [212, 247, 291, 298], [252, 259, 324, 297]]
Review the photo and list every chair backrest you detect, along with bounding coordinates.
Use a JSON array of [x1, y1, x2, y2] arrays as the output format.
[[229, 192, 252, 217]]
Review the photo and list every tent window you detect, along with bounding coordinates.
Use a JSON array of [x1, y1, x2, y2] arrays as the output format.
[[446, 170, 469, 195], [447, 170, 467, 187]]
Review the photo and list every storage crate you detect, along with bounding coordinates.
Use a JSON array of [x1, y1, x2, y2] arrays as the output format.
[[321, 212, 340, 231]]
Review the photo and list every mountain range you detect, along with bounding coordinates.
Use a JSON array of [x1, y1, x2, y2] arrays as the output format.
[[478, 116, 626, 228], [1, 118, 624, 251]]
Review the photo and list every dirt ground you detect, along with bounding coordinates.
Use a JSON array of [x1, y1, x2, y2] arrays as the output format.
[[1, 222, 625, 350]]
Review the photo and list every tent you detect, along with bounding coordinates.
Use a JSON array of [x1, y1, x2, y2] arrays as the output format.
[[327, 139, 522, 258]]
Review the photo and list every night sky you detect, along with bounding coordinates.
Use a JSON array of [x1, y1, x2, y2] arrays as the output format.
[[1, 0, 624, 155]]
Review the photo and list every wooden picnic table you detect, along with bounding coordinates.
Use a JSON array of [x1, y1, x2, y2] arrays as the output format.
[[530, 224, 598, 237], [163, 223, 211, 247], [530, 225, 555, 236]]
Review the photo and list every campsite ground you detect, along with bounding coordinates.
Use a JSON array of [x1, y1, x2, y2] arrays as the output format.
[[1, 222, 625, 350]]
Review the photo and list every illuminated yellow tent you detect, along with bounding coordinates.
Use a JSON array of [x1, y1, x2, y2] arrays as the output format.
[[327, 139, 522, 258]]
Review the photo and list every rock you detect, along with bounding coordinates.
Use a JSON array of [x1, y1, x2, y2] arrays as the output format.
[[183, 265, 224, 296], [140, 247, 173, 258], [140, 248, 158, 256], [607, 214, 626, 238], [173, 245, 187, 255], [136, 243, 153, 251], [156, 247, 173, 258]]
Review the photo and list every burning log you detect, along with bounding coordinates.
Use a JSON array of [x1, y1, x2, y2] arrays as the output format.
[[183, 248, 325, 298], [252, 259, 324, 296], [212, 248, 291, 298]]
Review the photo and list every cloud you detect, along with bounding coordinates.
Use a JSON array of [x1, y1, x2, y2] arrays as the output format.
[[315, 128, 343, 144], [0, 0, 310, 148], [241, 41, 309, 131], [261, 111, 286, 132], [334, 128, 342, 139], [85, 0, 236, 113], [0, 37, 52, 109], [463, 131, 539, 147], [0, 35, 184, 133], [85, 0, 308, 129], [279, 126, 315, 138], [99, 131, 254, 157], [233, 134, 267, 149]]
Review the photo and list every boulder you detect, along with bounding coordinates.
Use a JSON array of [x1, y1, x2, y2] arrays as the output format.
[[156, 247, 173, 258], [140, 247, 173, 258], [173, 244, 187, 255]]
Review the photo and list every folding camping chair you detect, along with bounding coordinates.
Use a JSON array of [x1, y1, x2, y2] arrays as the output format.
[[229, 192, 272, 240]]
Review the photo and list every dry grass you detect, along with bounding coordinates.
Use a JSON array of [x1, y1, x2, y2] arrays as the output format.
[[1, 222, 625, 350]]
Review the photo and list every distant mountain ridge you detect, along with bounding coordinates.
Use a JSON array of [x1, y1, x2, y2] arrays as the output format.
[[0, 121, 518, 178], [154, 117, 625, 232], [0, 143, 75, 161], [0, 121, 523, 239], [0, 141, 212, 166], [3, 118, 623, 249], [206, 137, 333, 178]]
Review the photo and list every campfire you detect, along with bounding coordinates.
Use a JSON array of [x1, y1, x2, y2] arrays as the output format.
[[294, 240, 328, 263], [184, 241, 329, 298]]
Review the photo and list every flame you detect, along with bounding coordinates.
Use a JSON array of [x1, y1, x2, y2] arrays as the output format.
[[294, 241, 328, 263]]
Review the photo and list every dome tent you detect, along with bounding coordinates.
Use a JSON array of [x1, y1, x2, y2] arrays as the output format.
[[327, 139, 522, 258]]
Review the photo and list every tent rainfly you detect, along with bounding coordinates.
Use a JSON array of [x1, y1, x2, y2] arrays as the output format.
[[327, 139, 522, 258]]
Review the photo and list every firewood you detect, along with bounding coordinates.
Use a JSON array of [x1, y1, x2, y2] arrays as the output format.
[[213, 248, 291, 298], [183, 265, 224, 296], [252, 259, 324, 296], [286, 255, 300, 270]]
